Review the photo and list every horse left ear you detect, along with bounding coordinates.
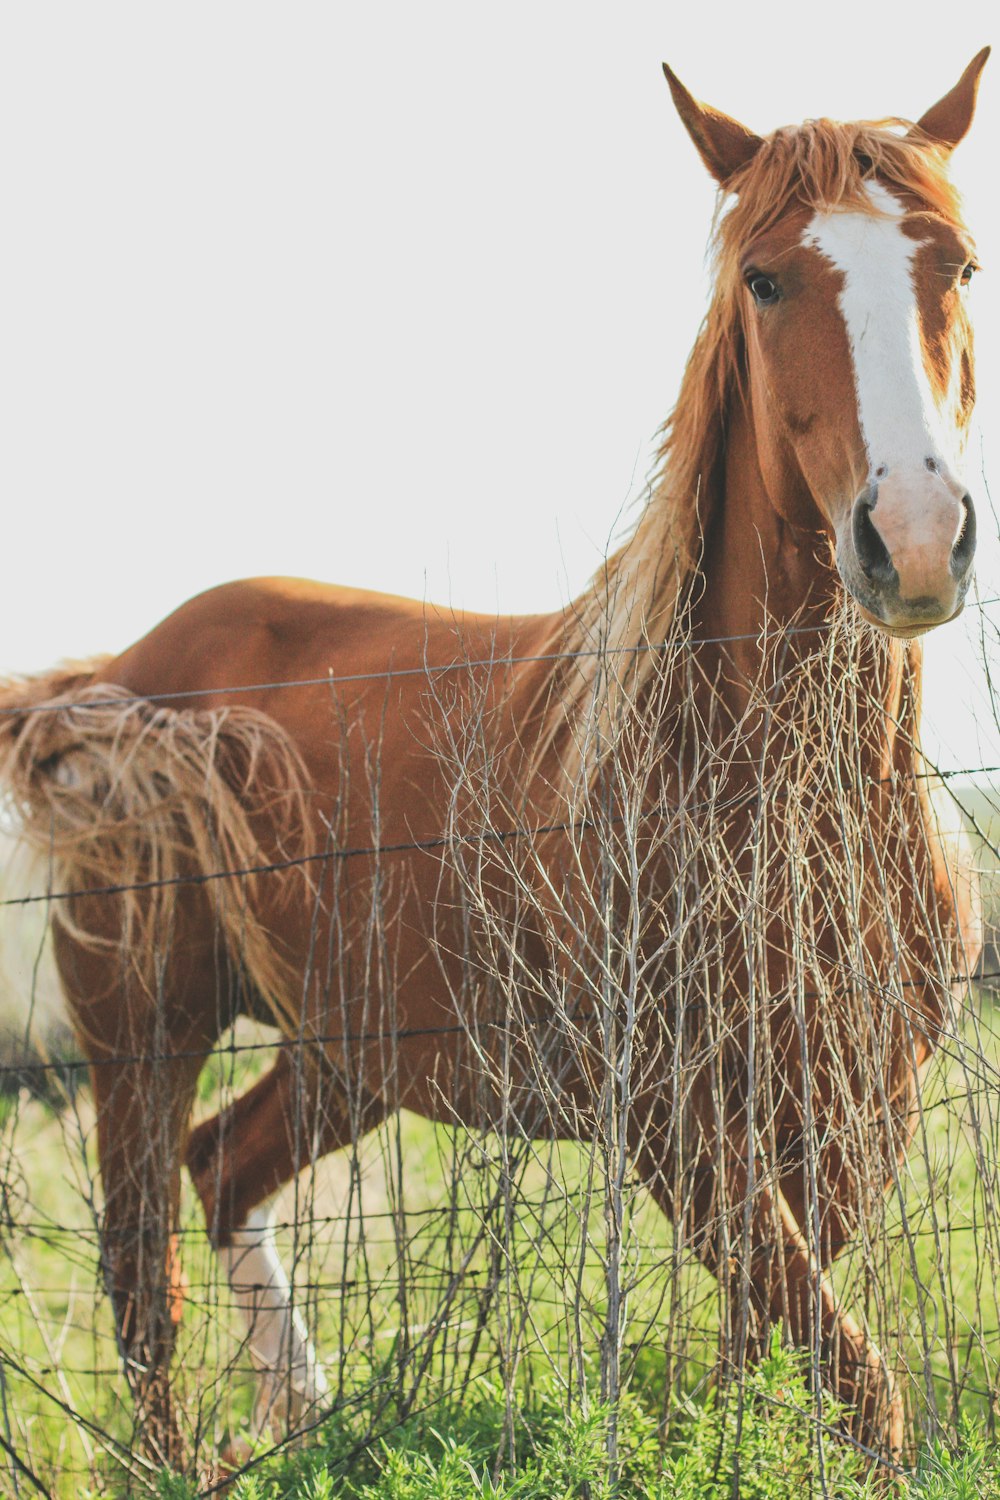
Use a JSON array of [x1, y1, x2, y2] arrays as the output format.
[[913, 47, 991, 150], [662, 63, 763, 185]]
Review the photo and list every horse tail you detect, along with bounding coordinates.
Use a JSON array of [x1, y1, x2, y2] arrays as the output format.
[[0, 660, 313, 1033]]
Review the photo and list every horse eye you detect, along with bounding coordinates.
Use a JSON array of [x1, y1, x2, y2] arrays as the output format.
[[747, 273, 779, 305], [960, 262, 978, 286]]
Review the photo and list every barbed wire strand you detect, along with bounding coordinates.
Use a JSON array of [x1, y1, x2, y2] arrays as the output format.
[[0, 589, 998, 720]]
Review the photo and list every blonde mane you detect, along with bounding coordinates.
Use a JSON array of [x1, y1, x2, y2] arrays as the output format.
[[541, 116, 968, 793]]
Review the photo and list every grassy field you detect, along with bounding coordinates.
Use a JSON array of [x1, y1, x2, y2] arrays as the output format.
[[1, 996, 1000, 1497], [3, 805, 1000, 1496]]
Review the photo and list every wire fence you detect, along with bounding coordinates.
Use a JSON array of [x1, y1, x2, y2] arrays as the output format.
[[0, 602, 999, 1497]]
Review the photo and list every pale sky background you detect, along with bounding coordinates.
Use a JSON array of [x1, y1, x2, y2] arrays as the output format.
[[0, 6, 997, 775]]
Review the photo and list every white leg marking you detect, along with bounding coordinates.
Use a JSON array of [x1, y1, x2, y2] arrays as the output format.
[[220, 1202, 330, 1437]]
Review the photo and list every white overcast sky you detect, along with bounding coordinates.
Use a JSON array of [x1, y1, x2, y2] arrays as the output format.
[[0, 5, 997, 774]]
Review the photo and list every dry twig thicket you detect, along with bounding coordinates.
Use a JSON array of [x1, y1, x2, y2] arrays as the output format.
[[0, 50, 995, 1499], [0, 596, 995, 1496]]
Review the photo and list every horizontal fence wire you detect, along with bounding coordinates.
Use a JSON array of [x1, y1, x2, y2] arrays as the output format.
[[0, 587, 998, 718], [4, 979, 1000, 1082], [2, 759, 998, 914], [2, 595, 1000, 1495]]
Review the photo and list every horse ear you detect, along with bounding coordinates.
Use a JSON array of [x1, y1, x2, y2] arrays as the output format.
[[662, 63, 763, 185], [913, 47, 991, 150]]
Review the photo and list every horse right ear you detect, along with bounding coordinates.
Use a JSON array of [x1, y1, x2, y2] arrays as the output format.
[[662, 63, 763, 186], [912, 47, 991, 151]]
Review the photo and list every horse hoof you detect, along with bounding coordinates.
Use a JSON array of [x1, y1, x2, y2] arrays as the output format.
[[202, 1439, 252, 1490], [839, 1334, 906, 1474]]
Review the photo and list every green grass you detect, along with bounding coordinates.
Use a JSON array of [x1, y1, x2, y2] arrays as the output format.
[[825, 985, 1000, 1431], [3, 993, 1000, 1495]]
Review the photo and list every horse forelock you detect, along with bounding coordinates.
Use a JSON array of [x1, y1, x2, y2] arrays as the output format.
[[718, 117, 964, 252], [539, 117, 968, 798]]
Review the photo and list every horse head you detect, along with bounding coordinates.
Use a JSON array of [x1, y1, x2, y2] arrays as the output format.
[[665, 51, 989, 637]]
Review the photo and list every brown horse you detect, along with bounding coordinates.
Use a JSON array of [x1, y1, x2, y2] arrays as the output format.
[[0, 53, 989, 1471]]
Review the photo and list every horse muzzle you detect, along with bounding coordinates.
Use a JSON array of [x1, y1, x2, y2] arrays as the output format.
[[836, 466, 976, 636]]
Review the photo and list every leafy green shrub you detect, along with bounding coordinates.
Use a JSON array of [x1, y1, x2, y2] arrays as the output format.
[[659, 1336, 872, 1498], [150, 1343, 851, 1497], [912, 1415, 1000, 1500], [155, 1342, 1000, 1497]]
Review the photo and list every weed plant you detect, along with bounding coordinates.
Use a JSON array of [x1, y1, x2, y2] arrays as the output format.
[[150, 1341, 1000, 1498]]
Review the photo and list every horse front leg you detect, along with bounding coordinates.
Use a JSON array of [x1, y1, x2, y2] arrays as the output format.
[[643, 1135, 902, 1467], [724, 1160, 904, 1466], [185, 1049, 384, 1441]]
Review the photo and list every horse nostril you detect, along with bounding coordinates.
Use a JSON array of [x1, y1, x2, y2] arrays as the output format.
[[950, 494, 976, 577], [852, 494, 896, 585]]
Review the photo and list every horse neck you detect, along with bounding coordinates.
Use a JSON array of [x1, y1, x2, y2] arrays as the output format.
[[690, 393, 916, 783]]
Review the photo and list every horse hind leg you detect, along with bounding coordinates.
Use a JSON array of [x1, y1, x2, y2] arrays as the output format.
[[95, 1059, 203, 1467], [54, 928, 211, 1466], [221, 1201, 331, 1441], [185, 1049, 384, 1440]]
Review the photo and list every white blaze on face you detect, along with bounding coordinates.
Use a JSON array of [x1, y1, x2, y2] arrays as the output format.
[[220, 1201, 330, 1437], [802, 183, 957, 478]]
